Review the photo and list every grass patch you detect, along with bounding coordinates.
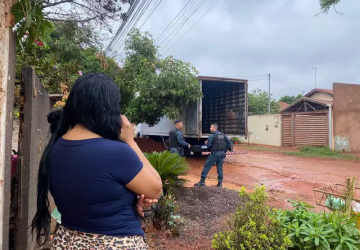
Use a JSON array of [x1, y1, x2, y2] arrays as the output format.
[[285, 146, 360, 160]]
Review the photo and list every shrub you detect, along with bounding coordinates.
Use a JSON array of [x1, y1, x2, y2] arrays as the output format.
[[278, 199, 360, 250], [231, 137, 241, 144], [145, 151, 189, 188], [212, 186, 291, 250], [151, 189, 183, 235]]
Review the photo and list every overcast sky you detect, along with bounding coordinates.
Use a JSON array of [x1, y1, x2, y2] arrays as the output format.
[[112, 0, 360, 99]]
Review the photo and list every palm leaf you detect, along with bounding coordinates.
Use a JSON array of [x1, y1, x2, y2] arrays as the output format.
[[145, 151, 189, 187]]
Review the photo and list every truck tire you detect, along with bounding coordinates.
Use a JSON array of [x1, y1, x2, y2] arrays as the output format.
[[193, 152, 203, 157]]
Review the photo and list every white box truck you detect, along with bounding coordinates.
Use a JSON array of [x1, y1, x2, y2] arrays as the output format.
[[137, 76, 248, 154]]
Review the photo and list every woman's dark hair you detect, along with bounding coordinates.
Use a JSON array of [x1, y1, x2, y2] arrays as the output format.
[[47, 109, 63, 134], [31, 73, 122, 245]]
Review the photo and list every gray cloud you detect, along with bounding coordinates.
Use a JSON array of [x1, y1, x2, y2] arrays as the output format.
[[135, 0, 360, 98]]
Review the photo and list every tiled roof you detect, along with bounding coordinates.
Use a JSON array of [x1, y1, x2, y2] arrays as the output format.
[[279, 102, 289, 110], [316, 88, 333, 95], [312, 99, 333, 105], [281, 97, 332, 113], [305, 88, 333, 97]]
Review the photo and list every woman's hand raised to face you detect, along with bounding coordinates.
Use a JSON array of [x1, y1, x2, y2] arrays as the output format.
[[121, 115, 163, 199], [120, 115, 135, 145]]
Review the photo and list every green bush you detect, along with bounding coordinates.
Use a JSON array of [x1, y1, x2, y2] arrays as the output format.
[[145, 151, 189, 188], [151, 189, 183, 235], [231, 137, 241, 144], [212, 186, 291, 250], [278, 200, 360, 250]]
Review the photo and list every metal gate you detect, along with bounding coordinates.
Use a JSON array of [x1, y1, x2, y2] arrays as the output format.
[[282, 114, 293, 146], [282, 111, 328, 147]]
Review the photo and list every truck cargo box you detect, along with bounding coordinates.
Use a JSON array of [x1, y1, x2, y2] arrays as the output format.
[[138, 76, 248, 139]]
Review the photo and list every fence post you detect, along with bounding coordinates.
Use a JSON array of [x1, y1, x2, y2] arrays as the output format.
[[15, 67, 52, 250]]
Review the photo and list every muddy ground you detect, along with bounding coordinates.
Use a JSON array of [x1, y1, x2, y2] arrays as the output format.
[[185, 145, 360, 210], [146, 187, 241, 250], [147, 145, 360, 249]]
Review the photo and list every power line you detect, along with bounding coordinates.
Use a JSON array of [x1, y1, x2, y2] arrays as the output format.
[[271, 78, 307, 92], [157, 0, 206, 47], [105, 0, 140, 53], [272, 77, 313, 89], [159, 0, 208, 49], [155, 0, 193, 43], [112, 0, 151, 57], [115, 0, 148, 48], [247, 79, 269, 81], [163, 0, 221, 53], [107, 0, 143, 56], [116, 0, 152, 56], [156, 0, 200, 45], [157, 0, 207, 46], [139, 0, 163, 29]]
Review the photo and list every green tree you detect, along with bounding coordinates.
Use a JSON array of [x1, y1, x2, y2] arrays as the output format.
[[12, 0, 128, 47], [320, 0, 340, 13], [119, 29, 203, 125], [16, 21, 120, 94], [248, 89, 280, 115], [279, 94, 303, 105]]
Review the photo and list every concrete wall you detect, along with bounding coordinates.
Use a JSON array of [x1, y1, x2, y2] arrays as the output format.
[[0, 0, 16, 248], [239, 114, 282, 146], [333, 83, 360, 152], [310, 92, 333, 101]]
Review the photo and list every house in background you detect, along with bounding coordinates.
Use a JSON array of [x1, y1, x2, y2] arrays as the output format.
[[304, 88, 333, 102], [279, 102, 289, 111], [280, 88, 333, 148]]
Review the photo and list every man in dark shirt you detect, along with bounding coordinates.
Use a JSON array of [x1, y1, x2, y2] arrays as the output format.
[[168, 119, 191, 156], [195, 123, 231, 188]]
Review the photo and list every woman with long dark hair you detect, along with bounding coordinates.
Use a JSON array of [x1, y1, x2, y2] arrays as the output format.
[[32, 73, 162, 249]]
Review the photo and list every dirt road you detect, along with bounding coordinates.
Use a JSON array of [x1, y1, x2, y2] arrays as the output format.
[[185, 146, 360, 210]]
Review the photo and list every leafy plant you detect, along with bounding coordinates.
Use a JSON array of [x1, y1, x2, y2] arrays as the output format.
[[12, 0, 53, 47], [168, 215, 184, 237], [16, 22, 121, 94], [344, 177, 356, 215], [145, 151, 189, 188], [151, 189, 183, 235], [212, 186, 291, 250], [279, 94, 303, 105], [278, 199, 360, 250], [248, 89, 281, 115], [120, 29, 203, 125], [320, 0, 341, 13], [231, 137, 241, 144]]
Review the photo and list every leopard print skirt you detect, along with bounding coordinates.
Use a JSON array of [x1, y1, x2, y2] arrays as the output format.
[[52, 226, 148, 250]]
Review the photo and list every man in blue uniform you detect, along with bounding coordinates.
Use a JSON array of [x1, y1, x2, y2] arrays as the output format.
[[169, 119, 191, 156], [195, 123, 231, 188]]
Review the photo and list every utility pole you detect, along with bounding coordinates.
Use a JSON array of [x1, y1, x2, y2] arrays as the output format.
[[268, 73, 271, 114], [312, 67, 317, 88]]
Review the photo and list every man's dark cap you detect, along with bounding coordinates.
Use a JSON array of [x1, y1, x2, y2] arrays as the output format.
[[174, 119, 182, 125]]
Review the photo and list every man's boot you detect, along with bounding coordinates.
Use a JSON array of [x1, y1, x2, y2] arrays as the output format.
[[216, 181, 223, 188], [194, 178, 206, 187]]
